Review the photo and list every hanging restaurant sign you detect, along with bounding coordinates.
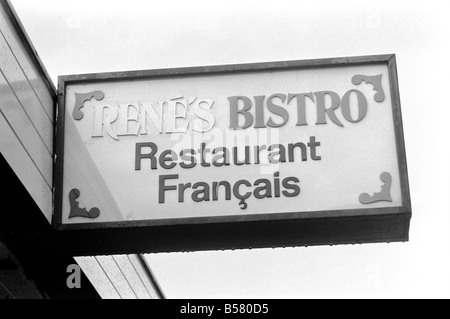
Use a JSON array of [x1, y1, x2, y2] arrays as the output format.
[[53, 54, 411, 255]]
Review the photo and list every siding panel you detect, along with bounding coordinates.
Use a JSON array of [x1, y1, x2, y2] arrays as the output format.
[[0, 72, 52, 187], [0, 112, 52, 222], [0, 2, 54, 222], [0, 3, 53, 121], [128, 255, 162, 299], [0, 33, 53, 153], [113, 255, 151, 299], [74, 255, 160, 299], [94, 256, 137, 299], [74, 256, 121, 299]]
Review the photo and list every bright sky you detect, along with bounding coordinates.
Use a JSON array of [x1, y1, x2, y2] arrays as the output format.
[[11, 0, 450, 298]]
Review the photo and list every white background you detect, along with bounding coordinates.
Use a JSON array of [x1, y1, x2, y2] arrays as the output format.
[[11, 0, 450, 298]]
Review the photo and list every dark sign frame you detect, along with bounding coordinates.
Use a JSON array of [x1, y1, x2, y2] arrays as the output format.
[[54, 54, 411, 256]]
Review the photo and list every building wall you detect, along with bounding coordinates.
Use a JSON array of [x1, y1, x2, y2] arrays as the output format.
[[0, 0, 55, 223], [0, 1, 163, 299]]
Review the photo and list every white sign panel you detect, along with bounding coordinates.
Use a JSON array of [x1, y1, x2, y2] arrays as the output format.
[[54, 55, 410, 236]]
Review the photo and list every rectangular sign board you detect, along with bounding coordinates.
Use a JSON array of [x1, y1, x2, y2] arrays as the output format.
[[54, 55, 411, 255]]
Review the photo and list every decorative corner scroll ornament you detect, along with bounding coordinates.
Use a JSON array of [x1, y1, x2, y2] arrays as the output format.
[[68, 189, 100, 219], [359, 172, 393, 205], [351, 74, 385, 103], [72, 90, 105, 120]]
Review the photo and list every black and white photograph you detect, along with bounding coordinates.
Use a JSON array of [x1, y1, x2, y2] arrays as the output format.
[[0, 0, 449, 304]]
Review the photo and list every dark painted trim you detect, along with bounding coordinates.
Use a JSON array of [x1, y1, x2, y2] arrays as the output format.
[[58, 213, 411, 256], [59, 54, 395, 84], [56, 206, 410, 230], [387, 55, 411, 211], [52, 76, 66, 229]]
